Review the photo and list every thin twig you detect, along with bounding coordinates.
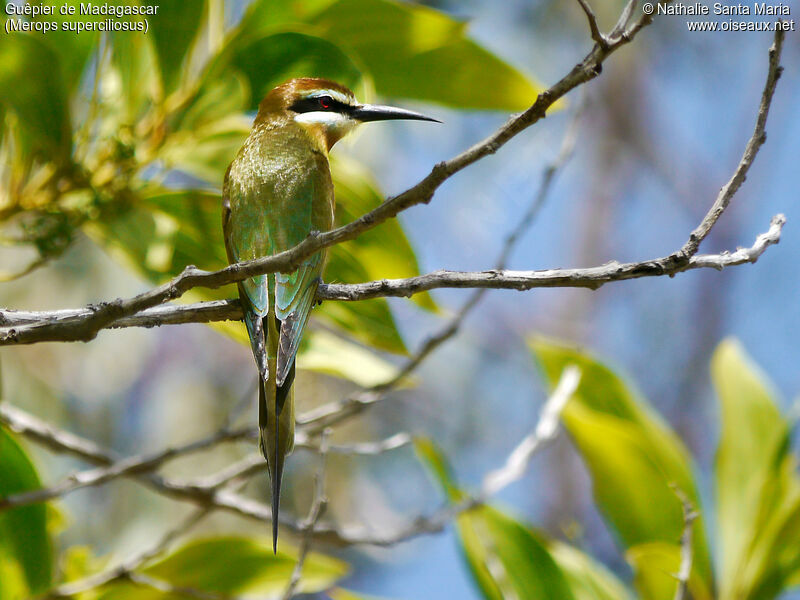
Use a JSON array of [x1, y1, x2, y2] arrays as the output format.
[[280, 430, 331, 600], [0, 421, 252, 512], [575, 0, 609, 48], [679, 27, 786, 259], [481, 366, 581, 498], [672, 485, 699, 600]]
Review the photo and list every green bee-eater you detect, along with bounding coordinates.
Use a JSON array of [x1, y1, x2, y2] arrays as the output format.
[[222, 78, 437, 550]]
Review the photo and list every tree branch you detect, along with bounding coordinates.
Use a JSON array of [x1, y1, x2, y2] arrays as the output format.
[[679, 27, 785, 259], [0, 1, 669, 347], [280, 430, 330, 600], [0, 402, 409, 514], [0, 213, 785, 342]]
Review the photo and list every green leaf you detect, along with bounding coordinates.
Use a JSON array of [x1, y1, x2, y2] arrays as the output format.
[[170, 72, 250, 132], [627, 541, 717, 600], [416, 438, 628, 600], [110, 23, 160, 123], [332, 155, 436, 312], [548, 540, 634, 600], [0, 426, 53, 595], [528, 337, 714, 599], [158, 115, 249, 183], [298, 328, 402, 387], [414, 437, 463, 503], [30, 1, 100, 94], [310, 0, 543, 110], [0, 34, 71, 162], [713, 339, 800, 600], [141, 0, 206, 95], [96, 536, 347, 599], [204, 30, 363, 113]]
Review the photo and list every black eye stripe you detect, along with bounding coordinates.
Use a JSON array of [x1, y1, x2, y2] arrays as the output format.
[[289, 96, 352, 114]]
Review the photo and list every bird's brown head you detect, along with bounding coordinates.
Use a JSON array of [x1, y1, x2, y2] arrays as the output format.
[[257, 77, 439, 151]]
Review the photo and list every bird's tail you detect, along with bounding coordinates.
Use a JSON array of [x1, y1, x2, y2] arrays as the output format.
[[258, 318, 296, 553]]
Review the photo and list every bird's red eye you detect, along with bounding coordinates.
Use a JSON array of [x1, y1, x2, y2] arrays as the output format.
[[318, 96, 332, 109]]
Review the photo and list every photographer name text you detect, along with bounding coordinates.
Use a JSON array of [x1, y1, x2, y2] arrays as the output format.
[[659, 2, 790, 15]]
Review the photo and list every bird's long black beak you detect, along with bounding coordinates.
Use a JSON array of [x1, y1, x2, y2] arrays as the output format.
[[350, 104, 441, 123]]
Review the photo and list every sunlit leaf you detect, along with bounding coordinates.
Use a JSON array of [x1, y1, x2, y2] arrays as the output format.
[[332, 155, 436, 312], [110, 25, 160, 123], [96, 536, 347, 599], [416, 438, 628, 600], [548, 540, 633, 600], [413, 437, 462, 502], [141, 0, 206, 95], [59, 545, 107, 585], [713, 339, 800, 600], [0, 426, 53, 595], [170, 72, 250, 132], [238, 0, 338, 31], [528, 337, 714, 599], [158, 115, 249, 183], [299, 328, 401, 387], [319, 250, 406, 354], [310, 0, 543, 110], [0, 34, 71, 162], [628, 541, 718, 600]]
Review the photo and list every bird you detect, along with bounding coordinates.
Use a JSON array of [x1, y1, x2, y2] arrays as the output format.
[[222, 78, 438, 551]]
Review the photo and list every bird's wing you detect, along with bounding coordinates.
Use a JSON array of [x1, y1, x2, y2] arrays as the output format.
[[274, 259, 322, 386], [223, 165, 271, 380], [269, 144, 332, 387]]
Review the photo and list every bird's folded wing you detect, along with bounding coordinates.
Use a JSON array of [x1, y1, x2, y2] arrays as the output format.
[[274, 259, 321, 386]]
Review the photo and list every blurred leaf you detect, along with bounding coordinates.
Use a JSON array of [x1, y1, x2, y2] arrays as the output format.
[[204, 30, 363, 113], [310, 0, 543, 110], [626, 542, 712, 600], [528, 337, 714, 599], [238, 0, 338, 31], [416, 438, 630, 600], [318, 248, 407, 353], [158, 115, 249, 183], [460, 507, 578, 600], [332, 155, 436, 312], [0, 548, 28, 600], [30, 1, 100, 93], [85, 190, 226, 283], [110, 25, 160, 123], [59, 545, 107, 585], [414, 437, 463, 502], [0, 426, 53, 595], [0, 34, 71, 162], [548, 539, 633, 600], [141, 0, 206, 95], [299, 328, 401, 387], [96, 536, 347, 599], [328, 589, 395, 600], [171, 72, 250, 132], [713, 339, 800, 600]]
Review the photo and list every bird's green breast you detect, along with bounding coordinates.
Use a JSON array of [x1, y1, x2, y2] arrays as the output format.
[[224, 119, 334, 313]]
